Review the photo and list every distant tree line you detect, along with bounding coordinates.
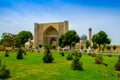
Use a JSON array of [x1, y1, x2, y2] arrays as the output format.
[[0, 31, 33, 49]]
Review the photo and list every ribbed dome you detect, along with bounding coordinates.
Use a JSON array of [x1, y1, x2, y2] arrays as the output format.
[[81, 34, 87, 40]]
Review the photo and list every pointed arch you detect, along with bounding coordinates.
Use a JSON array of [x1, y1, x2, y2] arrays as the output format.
[[43, 26, 58, 46]]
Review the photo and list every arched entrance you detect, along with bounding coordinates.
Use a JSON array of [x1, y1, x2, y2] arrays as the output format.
[[43, 26, 58, 46]]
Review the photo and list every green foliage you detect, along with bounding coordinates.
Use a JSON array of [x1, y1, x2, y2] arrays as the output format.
[[108, 54, 112, 57], [38, 44, 42, 48], [29, 45, 32, 49], [0, 60, 10, 79], [0, 51, 119, 80], [113, 45, 117, 50], [2, 32, 20, 48], [17, 31, 33, 46], [92, 42, 98, 50], [43, 44, 54, 63], [80, 45, 84, 50], [107, 45, 111, 51], [95, 54, 103, 64], [0, 59, 1, 67], [115, 55, 120, 71], [71, 56, 83, 70], [71, 42, 76, 49], [59, 30, 80, 49], [118, 55, 120, 62], [91, 53, 96, 57], [113, 45, 117, 53], [51, 44, 56, 49], [88, 53, 91, 56], [92, 31, 111, 48], [86, 40, 90, 49], [5, 50, 9, 57], [0, 39, 3, 45], [67, 53, 73, 60], [17, 48, 24, 59], [60, 52, 64, 56], [102, 46, 105, 52], [0, 65, 10, 79], [75, 51, 82, 58]]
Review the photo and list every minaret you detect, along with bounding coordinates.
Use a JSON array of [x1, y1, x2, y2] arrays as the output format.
[[88, 28, 92, 44]]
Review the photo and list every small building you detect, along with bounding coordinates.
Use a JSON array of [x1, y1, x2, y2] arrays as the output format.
[[25, 40, 34, 49]]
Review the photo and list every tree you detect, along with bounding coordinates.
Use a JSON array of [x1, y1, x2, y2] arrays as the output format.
[[71, 42, 76, 50], [17, 31, 33, 46], [59, 30, 80, 49], [0, 39, 3, 45], [1, 32, 19, 49], [80, 46, 84, 51], [86, 40, 91, 49], [92, 42, 98, 50], [92, 31, 111, 51], [38, 44, 42, 48], [113, 45, 117, 53], [43, 44, 54, 63], [106, 45, 111, 53]]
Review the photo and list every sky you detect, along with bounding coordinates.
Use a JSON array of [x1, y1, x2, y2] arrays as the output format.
[[0, 0, 120, 45]]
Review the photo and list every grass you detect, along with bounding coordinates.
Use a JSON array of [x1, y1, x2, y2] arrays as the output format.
[[0, 51, 120, 80]]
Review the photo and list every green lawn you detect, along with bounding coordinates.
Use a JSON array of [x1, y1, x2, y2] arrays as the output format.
[[0, 51, 120, 80]]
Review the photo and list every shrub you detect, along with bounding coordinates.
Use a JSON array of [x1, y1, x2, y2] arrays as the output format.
[[43, 44, 54, 63], [102, 62, 108, 66], [91, 53, 96, 57], [115, 62, 120, 71], [75, 51, 82, 58], [95, 54, 103, 64], [71, 56, 83, 70], [38, 50, 40, 53], [67, 53, 73, 60], [60, 52, 64, 56], [88, 53, 91, 56], [71, 51, 75, 55], [115, 55, 120, 71], [108, 54, 112, 57], [4, 50, 9, 57], [22, 49, 27, 55], [17, 48, 23, 59], [0, 65, 10, 79]]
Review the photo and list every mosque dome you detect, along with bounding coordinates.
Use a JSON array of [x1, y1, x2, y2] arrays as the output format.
[[81, 34, 87, 40]]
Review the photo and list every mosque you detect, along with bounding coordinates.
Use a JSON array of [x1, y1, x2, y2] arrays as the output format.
[[26, 21, 92, 49], [3, 20, 119, 53], [25, 21, 92, 49]]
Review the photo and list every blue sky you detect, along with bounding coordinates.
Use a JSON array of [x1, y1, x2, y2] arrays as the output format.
[[0, 0, 120, 45]]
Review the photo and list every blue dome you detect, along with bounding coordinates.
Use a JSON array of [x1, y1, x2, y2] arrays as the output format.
[[81, 34, 87, 40]]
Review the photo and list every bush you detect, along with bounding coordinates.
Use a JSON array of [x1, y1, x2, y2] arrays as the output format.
[[67, 53, 73, 60], [75, 51, 82, 58], [91, 53, 96, 57], [71, 56, 83, 70], [88, 53, 91, 56], [115, 55, 120, 71], [43, 44, 54, 63], [22, 49, 27, 55], [95, 54, 103, 64], [115, 62, 120, 71], [4, 50, 9, 57], [0, 65, 10, 79], [108, 54, 112, 57], [60, 52, 64, 56], [17, 48, 23, 59], [102, 62, 108, 66]]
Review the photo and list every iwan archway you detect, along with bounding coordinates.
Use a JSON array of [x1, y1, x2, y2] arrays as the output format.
[[43, 26, 58, 46], [34, 21, 68, 48]]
